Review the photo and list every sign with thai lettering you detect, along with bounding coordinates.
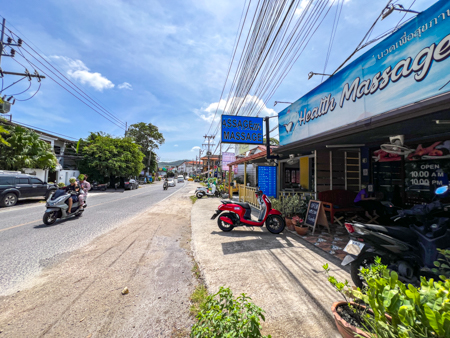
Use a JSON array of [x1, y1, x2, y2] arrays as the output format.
[[222, 115, 263, 145], [222, 152, 236, 171], [279, 1, 450, 146]]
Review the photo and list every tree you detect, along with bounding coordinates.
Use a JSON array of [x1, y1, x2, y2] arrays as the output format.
[[263, 137, 279, 145], [127, 122, 165, 173], [0, 123, 57, 170], [0, 118, 10, 146], [78, 133, 144, 183]]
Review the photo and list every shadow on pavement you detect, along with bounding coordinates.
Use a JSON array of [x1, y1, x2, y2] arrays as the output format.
[[33, 214, 82, 229]]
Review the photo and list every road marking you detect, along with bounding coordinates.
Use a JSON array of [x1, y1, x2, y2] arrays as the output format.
[[0, 182, 186, 233]]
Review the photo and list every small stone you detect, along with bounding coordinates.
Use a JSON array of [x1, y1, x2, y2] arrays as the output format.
[[121, 287, 129, 295]]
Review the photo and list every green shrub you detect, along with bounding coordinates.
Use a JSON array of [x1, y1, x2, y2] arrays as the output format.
[[432, 249, 450, 281], [57, 182, 65, 188], [191, 286, 270, 338], [324, 258, 450, 338]]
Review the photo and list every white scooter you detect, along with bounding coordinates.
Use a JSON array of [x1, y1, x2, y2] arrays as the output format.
[[43, 189, 86, 225], [195, 183, 220, 198]]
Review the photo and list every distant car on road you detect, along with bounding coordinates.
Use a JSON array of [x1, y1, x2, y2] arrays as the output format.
[[0, 171, 57, 207], [188, 177, 193, 181], [125, 179, 139, 190], [177, 175, 184, 183], [168, 178, 176, 187]]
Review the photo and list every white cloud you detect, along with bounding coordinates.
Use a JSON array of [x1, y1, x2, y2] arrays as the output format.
[[118, 82, 133, 90], [294, 0, 310, 16], [191, 146, 201, 152], [194, 95, 277, 123], [50, 55, 114, 91], [174, 144, 178, 147]]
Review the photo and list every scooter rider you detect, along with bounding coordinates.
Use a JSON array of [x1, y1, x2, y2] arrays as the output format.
[[64, 177, 80, 214], [77, 174, 91, 211]]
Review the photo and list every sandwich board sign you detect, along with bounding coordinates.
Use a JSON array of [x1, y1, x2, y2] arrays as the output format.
[[304, 200, 329, 235]]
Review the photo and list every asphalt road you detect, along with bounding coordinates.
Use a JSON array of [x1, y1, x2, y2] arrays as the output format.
[[0, 180, 188, 296]]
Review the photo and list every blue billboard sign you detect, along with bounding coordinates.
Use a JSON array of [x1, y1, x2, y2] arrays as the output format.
[[221, 115, 263, 145], [258, 166, 277, 197], [279, 0, 450, 146]]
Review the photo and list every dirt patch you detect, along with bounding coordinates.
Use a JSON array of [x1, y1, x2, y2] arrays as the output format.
[[0, 185, 198, 337]]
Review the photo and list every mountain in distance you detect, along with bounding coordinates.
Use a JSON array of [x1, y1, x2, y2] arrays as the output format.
[[157, 159, 190, 167]]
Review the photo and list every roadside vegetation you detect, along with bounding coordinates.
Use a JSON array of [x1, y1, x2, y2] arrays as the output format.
[[190, 195, 198, 204]]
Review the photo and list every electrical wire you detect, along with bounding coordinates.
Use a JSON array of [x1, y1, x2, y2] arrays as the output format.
[[0, 21, 127, 130], [14, 82, 41, 101], [0, 76, 26, 93], [4, 32, 126, 130], [10, 120, 78, 140], [7, 80, 31, 96]]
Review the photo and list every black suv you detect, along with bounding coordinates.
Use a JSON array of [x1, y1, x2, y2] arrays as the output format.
[[0, 172, 57, 207]]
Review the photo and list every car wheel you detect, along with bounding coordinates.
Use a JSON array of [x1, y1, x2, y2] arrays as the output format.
[[1, 193, 18, 207]]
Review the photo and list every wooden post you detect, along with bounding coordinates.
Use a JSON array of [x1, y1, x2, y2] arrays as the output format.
[[244, 162, 247, 186], [228, 165, 232, 198]]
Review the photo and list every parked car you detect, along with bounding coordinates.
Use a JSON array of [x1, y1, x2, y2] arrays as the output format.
[[0, 171, 57, 207], [177, 175, 184, 183], [194, 178, 200, 182], [91, 181, 109, 191], [188, 177, 193, 181], [125, 179, 139, 190], [168, 178, 176, 187]]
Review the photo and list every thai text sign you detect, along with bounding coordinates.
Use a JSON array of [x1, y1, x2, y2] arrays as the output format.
[[222, 152, 236, 171], [279, 1, 450, 146], [222, 115, 263, 144]]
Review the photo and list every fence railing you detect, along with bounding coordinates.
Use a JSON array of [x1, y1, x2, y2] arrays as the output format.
[[238, 185, 259, 208]]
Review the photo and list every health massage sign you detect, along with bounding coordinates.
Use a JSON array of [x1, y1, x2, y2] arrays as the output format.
[[221, 115, 263, 145], [279, 1, 450, 146]]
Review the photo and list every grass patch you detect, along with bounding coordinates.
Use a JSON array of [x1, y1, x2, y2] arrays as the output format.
[[192, 261, 201, 279], [190, 195, 198, 204], [189, 284, 208, 317]]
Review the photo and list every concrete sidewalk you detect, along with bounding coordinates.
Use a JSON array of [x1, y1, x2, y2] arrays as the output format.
[[191, 198, 352, 338]]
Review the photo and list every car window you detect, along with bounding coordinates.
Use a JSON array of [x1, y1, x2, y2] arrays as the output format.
[[16, 178, 29, 184], [0, 177, 15, 185], [30, 178, 44, 184]]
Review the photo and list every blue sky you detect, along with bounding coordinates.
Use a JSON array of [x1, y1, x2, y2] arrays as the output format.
[[0, 0, 436, 162]]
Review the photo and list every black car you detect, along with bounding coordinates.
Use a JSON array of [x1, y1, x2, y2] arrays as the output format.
[[0, 172, 57, 207], [124, 179, 139, 190]]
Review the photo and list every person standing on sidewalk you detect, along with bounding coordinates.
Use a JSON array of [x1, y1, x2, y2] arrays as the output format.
[[78, 174, 91, 210]]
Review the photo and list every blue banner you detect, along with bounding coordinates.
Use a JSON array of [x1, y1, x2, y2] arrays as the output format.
[[222, 115, 263, 144], [258, 166, 277, 197], [279, 0, 450, 146]]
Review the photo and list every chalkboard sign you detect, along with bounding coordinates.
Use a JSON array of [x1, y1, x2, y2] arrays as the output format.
[[305, 200, 329, 235]]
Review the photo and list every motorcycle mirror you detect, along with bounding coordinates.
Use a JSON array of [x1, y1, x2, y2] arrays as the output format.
[[435, 185, 449, 197]]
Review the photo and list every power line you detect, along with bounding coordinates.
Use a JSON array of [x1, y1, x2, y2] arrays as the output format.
[[2, 119, 79, 141], [0, 17, 128, 130]]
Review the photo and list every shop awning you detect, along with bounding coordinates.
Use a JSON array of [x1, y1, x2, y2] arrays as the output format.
[[227, 147, 278, 166], [274, 93, 450, 158]]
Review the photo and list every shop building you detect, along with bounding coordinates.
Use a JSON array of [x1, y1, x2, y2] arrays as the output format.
[[273, 0, 450, 207]]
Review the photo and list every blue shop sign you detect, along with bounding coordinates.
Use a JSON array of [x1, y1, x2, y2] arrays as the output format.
[[221, 115, 263, 145], [258, 166, 277, 198], [279, 0, 450, 146]]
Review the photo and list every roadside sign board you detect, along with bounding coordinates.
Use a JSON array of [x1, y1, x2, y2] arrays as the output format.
[[304, 200, 329, 235], [221, 115, 263, 145]]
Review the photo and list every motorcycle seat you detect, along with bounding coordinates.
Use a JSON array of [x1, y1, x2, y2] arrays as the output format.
[[363, 224, 418, 243], [235, 202, 251, 209]]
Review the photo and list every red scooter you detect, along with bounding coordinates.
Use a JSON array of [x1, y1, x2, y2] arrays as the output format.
[[211, 189, 285, 234]]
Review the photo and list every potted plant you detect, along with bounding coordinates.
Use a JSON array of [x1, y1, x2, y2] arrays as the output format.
[[282, 196, 295, 231], [292, 215, 308, 236]]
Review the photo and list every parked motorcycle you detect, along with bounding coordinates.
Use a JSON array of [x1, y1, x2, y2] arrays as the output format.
[[195, 183, 220, 198], [211, 189, 285, 234], [342, 185, 450, 288], [42, 189, 86, 225]]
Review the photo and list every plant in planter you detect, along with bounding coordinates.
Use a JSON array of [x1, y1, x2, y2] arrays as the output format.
[[281, 196, 296, 230], [324, 257, 450, 338], [292, 215, 308, 236]]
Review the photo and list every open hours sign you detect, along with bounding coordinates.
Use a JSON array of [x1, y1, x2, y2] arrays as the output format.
[[221, 115, 263, 145]]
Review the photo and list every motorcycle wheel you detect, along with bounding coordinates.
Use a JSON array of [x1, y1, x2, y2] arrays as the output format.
[[43, 212, 57, 225], [217, 212, 234, 232], [265, 214, 285, 234], [196, 192, 204, 199], [351, 252, 378, 289]]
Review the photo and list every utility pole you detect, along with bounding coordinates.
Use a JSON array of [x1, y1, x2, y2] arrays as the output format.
[[202, 135, 215, 179], [0, 18, 45, 112], [0, 19, 45, 80]]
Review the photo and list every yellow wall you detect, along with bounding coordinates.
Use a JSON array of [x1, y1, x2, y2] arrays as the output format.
[[300, 157, 309, 190]]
